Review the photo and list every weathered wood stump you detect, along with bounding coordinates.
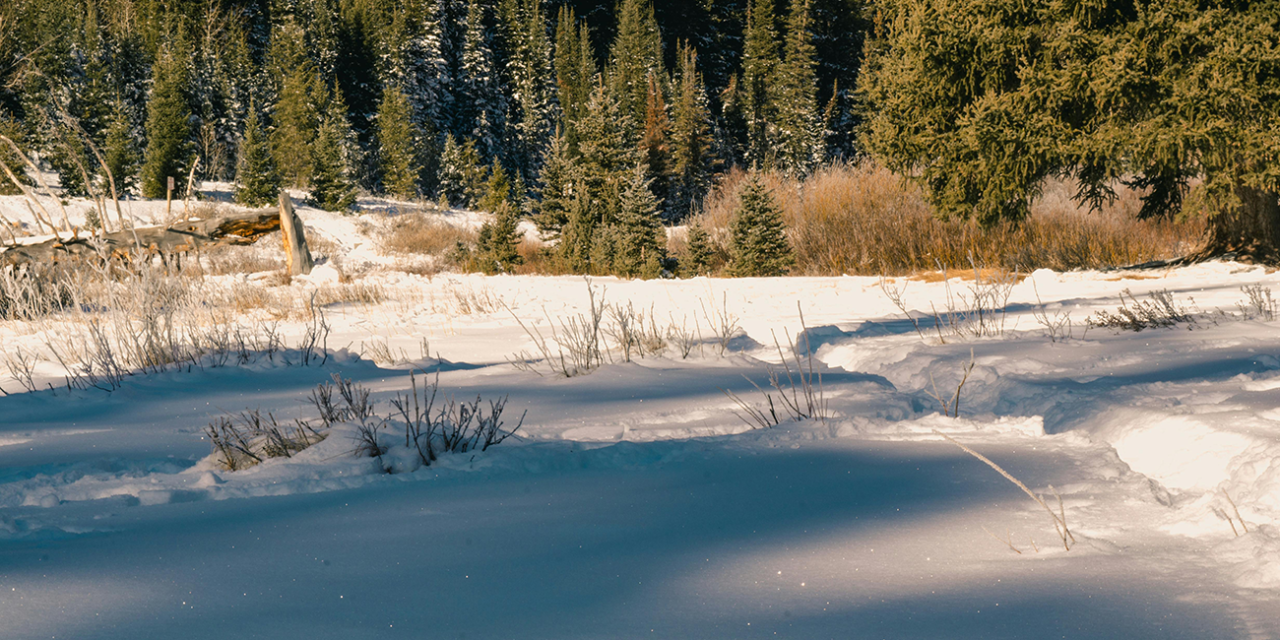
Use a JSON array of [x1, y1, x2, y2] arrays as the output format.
[[278, 193, 314, 276]]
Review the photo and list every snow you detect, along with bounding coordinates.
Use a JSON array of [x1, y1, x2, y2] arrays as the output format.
[[3, 188, 1280, 637]]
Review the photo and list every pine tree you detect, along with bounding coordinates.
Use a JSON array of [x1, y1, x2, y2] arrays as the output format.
[[140, 40, 194, 199], [741, 0, 780, 169], [606, 0, 664, 134], [309, 91, 358, 211], [235, 105, 281, 207], [438, 133, 486, 207], [376, 84, 424, 198], [472, 204, 524, 274], [610, 163, 665, 278], [269, 21, 324, 186], [669, 43, 714, 220], [553, 6, 595, 143], [500, 0, 558, 178], [774, 0, 824, 177], [557, 191, 595, 272], [640, 71, 673, 219], [478, 161, 513, 212], [458, 0, 507, 163], [728, 174, 793, 276], [574, 83, 636, 226], [683, 221, 715, 276], [0, 115, 33, 196], [533, 131, 576, 235]]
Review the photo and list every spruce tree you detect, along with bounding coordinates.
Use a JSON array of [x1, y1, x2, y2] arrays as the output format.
[[269, 22, 324, 187], [684, 221, 715, 276], [553, 7, 596, 142], [438, 133, 486, 207], [574, 83, 636, 227], [309, 93, 358, 212], [140, 42, 194, 199], [500, 0, 558, 178], [376, 85, 423, 199], [607, 0, 665, 134], [741, 0, 781, 169], [557, 191, 595, 272], [728, 174, 793, 277], [235, 105, 281, 207], [533, 132, 577, 235], [0, 116, 33, 196], [102, 99, 139, 197], [669, 43, 714, 220], [458, 0, 507, 164], [611, 163, 666, 278], [478, 161, 514, 212], [473, 204, 524, 274], [640, 72, 673, 219], [774, 0, 824, 178]]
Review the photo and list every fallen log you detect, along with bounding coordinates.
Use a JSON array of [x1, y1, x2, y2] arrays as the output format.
[[0, 209, 282, 267]]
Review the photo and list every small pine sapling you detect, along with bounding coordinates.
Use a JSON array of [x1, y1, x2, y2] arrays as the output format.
[[684, 222, 714, 276], [235, 106, 281, 207], [728, 174, 794, 277]]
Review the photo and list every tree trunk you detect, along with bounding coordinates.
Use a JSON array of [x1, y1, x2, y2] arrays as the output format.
[[279, 193, 314, 276], [1198, 185, 1280, 264]]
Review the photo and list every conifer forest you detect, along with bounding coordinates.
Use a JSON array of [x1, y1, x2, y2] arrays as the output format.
[[0, 0, 863, 273]]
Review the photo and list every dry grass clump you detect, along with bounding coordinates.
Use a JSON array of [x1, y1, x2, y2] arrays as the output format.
[[379, 212, 478, 256], [199, 235, 286, 275], [313, 282, 387, 307], [688, 162, 1205, 276]]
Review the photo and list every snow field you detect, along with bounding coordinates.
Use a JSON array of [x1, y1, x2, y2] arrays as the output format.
[[2, 196, 1280, 636]]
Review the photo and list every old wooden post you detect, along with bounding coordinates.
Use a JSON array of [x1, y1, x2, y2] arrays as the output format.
[[278, 192, 314, 275]]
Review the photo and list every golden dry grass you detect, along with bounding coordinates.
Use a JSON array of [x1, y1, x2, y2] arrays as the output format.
[[380, 213, 478, 256], [689, 162, 1206, 276]]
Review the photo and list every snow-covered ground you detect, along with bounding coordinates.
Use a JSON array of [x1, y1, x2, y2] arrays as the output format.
[[3, 187, 1280, 638]]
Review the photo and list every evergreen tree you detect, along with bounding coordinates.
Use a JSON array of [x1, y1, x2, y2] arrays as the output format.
[[640, 71, 673, 219], [235, 105, 281, 207], [669, 43, 714, 221], [553, 6, 595, 143], [472, 204, 524, 274], [102, 99, 140, 196], [728, 174, 793, 276], [500, 0, 558, 178], [140, 41, 194, 199], [375, 85, 424, 198], [533, 131, 576, 235], [438, 133, 487, 207], [0, 115, 32, 196], [683, 221, 714, 276], [574, 83, 636, 227], [478, 161, 514, 212], [557, 191, 595, 271], [774, 0, 824, 177], [269, 21, 324, 186], [740, 0, 780, 169], [309, 92, 358, 211], [861, 0, 1280, 258], [610, 163, 665, 278], [458, 0, 507, 163], [607, 0, 665, 135]]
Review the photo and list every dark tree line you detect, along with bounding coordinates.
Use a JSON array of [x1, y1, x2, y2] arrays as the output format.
[[0, 0, 865, 213]]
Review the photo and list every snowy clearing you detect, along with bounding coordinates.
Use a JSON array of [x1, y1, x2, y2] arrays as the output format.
[[2, 199, 1280, 638]]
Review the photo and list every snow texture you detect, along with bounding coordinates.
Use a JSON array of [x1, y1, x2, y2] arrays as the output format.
[[2, 189, 1280, 638]]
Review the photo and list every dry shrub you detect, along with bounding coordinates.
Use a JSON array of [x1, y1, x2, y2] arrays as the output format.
[[199, 233, 287, 275], [380, 213, 478, 256], [313, 282, 386, 307], [691, 162, 1206, 276]]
